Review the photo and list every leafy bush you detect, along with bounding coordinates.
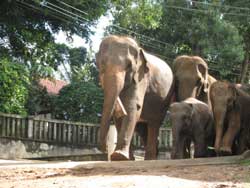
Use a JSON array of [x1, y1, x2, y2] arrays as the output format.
[[0, 58, 29, 115], [54, 80, 103, 123]]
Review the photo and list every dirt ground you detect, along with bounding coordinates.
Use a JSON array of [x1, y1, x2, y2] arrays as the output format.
[[0, 156, 249, 188]]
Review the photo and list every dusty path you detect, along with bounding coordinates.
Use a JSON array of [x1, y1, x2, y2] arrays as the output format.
[[0, 154, 249, 188]]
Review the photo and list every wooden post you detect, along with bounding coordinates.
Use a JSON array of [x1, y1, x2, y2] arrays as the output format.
[[16, 118, 21, 138], [72, 125, 77, 144], [169, 128, 173, 149], [62, 123, 67, 143], [0, 115, 3, 136], [38, 121, 42, 140], [48, 122, 52, 141], [53, 122, 57, 141], [67, 124, 71, 144], [6, 117, 10, 137], [27, 116, 34, 139], [43, 121, 48, 140], [57, 123, 61, 143], [77, 125, 81, 144]]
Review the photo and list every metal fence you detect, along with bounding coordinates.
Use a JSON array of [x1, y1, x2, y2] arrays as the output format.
[[0, 112, 172, 150]]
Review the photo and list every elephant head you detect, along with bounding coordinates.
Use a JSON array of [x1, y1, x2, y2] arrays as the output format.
[[96, 35, 149, 152], [210, 81, 238, 154], [170, 102, 194, 159], [173, 55, 209, 102]]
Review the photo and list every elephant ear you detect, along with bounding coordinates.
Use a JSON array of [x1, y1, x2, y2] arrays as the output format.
[[172, 56, 184, 74], [133, 49, 149, 84], [197, 63, 209, 93]]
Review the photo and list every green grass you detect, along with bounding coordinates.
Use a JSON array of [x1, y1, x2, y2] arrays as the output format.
[[239, 159, 250, 166]]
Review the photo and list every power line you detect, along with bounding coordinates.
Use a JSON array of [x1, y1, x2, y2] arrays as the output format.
[[191, 0, 250, 12], [15, 0, 245, 76], [44, 1, 89, 22], [20, 0, 175, 50], [55, 0, 88, 16], [17, 0, 70, 23], [38, 0, 89, 23], [164, 4, 250, 17], [18, 1, 176, 56]]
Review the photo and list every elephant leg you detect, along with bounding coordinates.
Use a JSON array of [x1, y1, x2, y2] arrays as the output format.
[[111, 98, 144, 160], [104, 117, 123, 161], [194, 141, 207, 158], [184, 138, 191, 158], [237, 131, 246, 155], [220, 110, 240, 155], [111, 110, 141, 160], [145, 125, 159, 160]]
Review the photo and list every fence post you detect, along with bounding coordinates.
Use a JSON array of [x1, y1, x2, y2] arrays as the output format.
[[27, 116, 34, 139]]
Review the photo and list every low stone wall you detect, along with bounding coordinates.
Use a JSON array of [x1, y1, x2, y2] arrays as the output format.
[[0, 138, 101, 160]]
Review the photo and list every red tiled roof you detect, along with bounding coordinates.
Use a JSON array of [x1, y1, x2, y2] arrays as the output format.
[[39, 79, 68, 95]]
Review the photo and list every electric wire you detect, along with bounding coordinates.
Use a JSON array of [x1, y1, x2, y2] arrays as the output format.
[[15, 0, 247, 76]]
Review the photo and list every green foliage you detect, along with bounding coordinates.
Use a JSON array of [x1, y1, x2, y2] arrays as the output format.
[[111, 0, 163, 30], [25, 81, 55, 115], [0, 0, 111, 79], [0, 58, 29, 115], [0, 0, 108, 119], [54, 81, 103, 123], [55, 44, 99, 83], [159, 1, 244, 81], [109, 0, 247, 81]]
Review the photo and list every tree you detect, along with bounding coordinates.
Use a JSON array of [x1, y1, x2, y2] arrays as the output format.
[[109, 0, 245, 81], [25, 80, 56, 115], [0, 0, 109, 118], [54, 80, 103, 123], [222, 0, 250, 83], [55, 44, 99, 84], [0, 0, 111, 79], [0, 58, 29, 115]]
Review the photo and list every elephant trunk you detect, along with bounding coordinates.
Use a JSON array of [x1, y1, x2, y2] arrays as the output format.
[[99, 72, 125, 153], [213, 106, 227, 153], [177, 82, 197, 101]]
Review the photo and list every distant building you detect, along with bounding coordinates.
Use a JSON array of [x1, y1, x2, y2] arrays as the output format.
[[39, 79, 68, 95], [35, 79, 68, 119]]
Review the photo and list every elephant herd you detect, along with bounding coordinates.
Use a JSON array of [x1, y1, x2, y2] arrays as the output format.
[[96, 35, 250, 161]]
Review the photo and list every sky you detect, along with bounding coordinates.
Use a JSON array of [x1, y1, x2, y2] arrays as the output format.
[[55, 14, 112, 52]]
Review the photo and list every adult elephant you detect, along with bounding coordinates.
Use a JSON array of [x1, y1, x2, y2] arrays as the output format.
[[173, 55, 216, 104], [96, 35, 174, 160], [170, 97, 215, 159], [210, 81, 250, 155]]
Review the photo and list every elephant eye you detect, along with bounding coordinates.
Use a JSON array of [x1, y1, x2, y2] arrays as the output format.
[[126, 60, 132, 71]]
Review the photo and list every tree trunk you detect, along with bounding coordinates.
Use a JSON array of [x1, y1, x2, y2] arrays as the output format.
[[239, 52, 249, 83]]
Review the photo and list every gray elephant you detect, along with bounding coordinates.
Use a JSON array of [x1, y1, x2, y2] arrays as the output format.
[[172, 55, 216, 106], [170, 97, 215, 159], [96, 35, 174, 160], [210, 81, 250, 155]]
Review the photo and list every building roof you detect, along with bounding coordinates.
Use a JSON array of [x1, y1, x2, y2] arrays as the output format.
[[39, 79, 68, 95]]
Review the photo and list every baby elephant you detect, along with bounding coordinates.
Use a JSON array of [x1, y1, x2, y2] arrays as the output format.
[[170, 97, 215, 159]]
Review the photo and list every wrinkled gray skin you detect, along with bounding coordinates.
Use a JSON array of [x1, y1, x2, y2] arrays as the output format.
[[172, 55, 216, 107], [170, 98, 215, 159], [210, 81, 250, 155], [96, 35, 174, 160]]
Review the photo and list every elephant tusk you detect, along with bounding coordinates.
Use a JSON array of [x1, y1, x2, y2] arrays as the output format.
[[207, 146, 215, 150], [114, 97, 127, 118]]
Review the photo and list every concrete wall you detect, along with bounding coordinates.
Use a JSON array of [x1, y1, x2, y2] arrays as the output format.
[[0, 138, 101, 159]]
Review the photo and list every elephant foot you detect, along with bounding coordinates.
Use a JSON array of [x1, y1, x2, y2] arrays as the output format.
[[219, 147, 232, 156], [111, 150, 130, 161]]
